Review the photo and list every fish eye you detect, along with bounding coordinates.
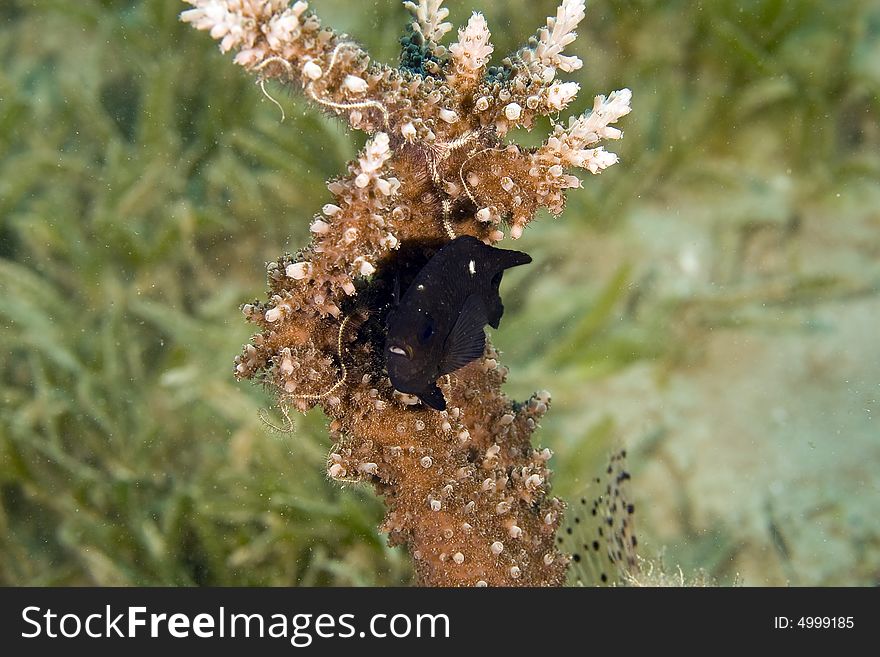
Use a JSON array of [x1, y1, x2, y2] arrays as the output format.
[[419, 321, 434, 343]]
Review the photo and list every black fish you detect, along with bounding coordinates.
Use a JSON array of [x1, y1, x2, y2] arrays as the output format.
[[385, 235, 531, 410]]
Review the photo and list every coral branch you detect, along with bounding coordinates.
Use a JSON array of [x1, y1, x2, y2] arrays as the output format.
[[448, 13, 493, 93], [404, 0, 453, 45], [530, 0, 587, 75], [186, 0, 631, 586]]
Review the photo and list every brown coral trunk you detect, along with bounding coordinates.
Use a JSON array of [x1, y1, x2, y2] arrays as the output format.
[[187, 0, 630, 587], [330, 338, 565, 586]]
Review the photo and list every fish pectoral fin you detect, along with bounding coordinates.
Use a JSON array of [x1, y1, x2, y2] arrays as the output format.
[[439, 294, 487, 375], [419, 383, 447, 411]]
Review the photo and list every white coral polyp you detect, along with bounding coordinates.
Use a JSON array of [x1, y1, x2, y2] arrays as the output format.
[[234, 48, 266, 67], [438, 108, 459, 124], [355, 257, 376, 277], [286, 261, 312, 280], [401, 122, 417, 140], [375, 177, 401, 196], [265, 4, 308, 51], [359, 133, 392, 174], [545, 81, 580, 111], [565, 89, 632, 146], [302, 60, 322, 80], [181, 2, 247, 53], [580, 148, 619, 174], [310, 218, 330, 234], [351, 133, 400, 197], [343, 75, 368, 94]]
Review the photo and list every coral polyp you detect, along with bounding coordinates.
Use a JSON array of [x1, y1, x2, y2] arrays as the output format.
[[182, 0, 631, 586]]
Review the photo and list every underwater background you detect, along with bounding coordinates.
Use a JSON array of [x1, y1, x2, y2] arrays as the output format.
[[1, 0, 878, 585]]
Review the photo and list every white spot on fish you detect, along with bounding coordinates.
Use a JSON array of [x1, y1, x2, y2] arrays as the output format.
[[468, 260, 476, 275], [417, 284, 425, 291]]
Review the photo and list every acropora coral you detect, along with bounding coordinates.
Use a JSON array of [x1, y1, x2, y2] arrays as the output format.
[[181, 0, 631, 586]]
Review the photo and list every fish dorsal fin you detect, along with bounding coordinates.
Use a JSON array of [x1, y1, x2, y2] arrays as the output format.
[[439, 294, 487, 375], [419, 383, 447, 411], [493, 248, 532, 272]]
